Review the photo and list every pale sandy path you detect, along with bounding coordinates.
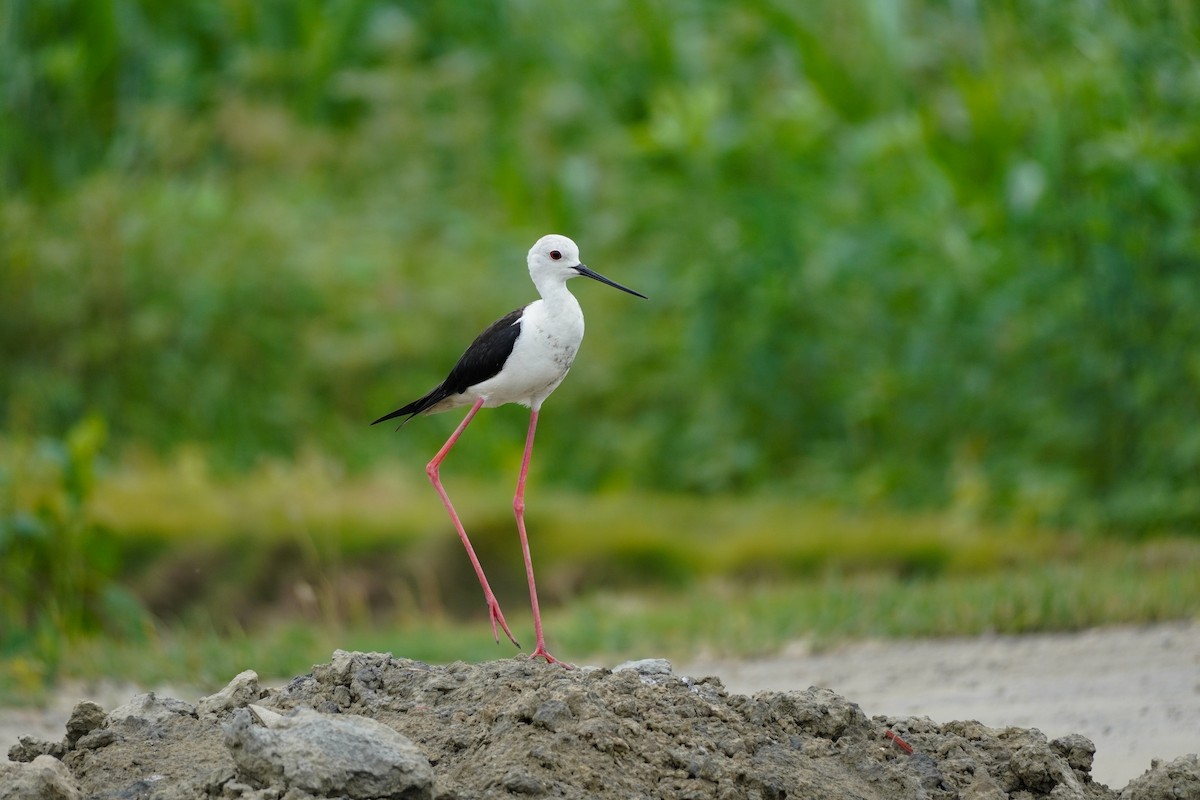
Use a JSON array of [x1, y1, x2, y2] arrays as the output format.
[[683, 621, 1200, 789], [3, 622, 1197, 791]]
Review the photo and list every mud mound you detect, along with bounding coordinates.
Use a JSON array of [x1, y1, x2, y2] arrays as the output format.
[[5, 651, 1198, 799]]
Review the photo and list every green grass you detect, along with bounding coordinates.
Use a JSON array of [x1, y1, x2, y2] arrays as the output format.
[[4, 442, 1198, 709], [3, 553, 1195, 706]]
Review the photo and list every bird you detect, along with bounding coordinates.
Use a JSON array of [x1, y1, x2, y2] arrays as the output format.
[[373, 234, 646, 665]]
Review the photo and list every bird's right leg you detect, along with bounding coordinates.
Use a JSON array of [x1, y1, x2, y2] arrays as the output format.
[[426, 396, 520, 648]]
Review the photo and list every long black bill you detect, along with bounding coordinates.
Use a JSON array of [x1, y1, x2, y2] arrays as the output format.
[[574, 264, 648, 299]]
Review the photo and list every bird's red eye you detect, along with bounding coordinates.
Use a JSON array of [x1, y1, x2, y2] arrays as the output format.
[[549, 250, 562, 261]]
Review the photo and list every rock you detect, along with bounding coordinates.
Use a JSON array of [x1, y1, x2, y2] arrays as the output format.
[[613, 658, 674, 676], [247, 703, 286, 727], [530, 698, 574, 732], [63, 701, 106, 746], [1119, 754, 1200, 800], [1053, 733, 1097, 774], [7, 701, 112, 765], [1009, 741, 1084, 797], [6, 735, 65, 763], [198, 670, 263, 718], [748, 686, 869, 741], [223, 706, 434, 800], [106, 692, 196, 727], [74, 728, 117, 750], [0, 754, 82, 800], [314, 648, 399, 687], [502, 768, 545, 795]]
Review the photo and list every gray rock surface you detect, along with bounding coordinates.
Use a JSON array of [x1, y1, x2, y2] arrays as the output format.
[[105, 691, 196, 727], [62, 702, 105, 748], [224, 706, 433, 800], [0, 754, 81, 800], [1119, 754, 1200, 800], [4, 650, 1197, 799], [197, 669, 263, 718], [685, 622, 1200, 789]]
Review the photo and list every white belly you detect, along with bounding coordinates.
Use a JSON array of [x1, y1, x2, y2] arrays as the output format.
[[471, 297, 584, 410]]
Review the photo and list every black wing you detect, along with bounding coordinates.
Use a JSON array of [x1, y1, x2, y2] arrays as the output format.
[[442, 307, 524, 394], [371, 307, 525, 427]]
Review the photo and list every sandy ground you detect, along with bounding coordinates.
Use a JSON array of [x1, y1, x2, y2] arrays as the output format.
[[683, 621, 1200, 789], [3, 621, 1197, 791]]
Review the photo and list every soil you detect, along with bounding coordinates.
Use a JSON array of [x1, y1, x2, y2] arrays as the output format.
[[685, 622, 1200, 790], [3, 624, 1199, 799]]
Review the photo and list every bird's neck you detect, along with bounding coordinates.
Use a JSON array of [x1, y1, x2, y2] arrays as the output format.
[[533, 277, 579, 310]]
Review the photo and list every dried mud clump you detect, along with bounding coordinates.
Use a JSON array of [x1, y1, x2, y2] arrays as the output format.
[[6, 651, 1197, 799]]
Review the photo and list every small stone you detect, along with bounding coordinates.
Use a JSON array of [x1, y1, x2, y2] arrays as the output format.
[[224, 706, 433, 800], [759, 687, 869, 740], [532, 699, 573, 732], [315, 649, 394, 686], [7, 735, 66, 763], [75, 728, 118, 750], [0, 753, 82, 800], [613, 658, 674, 676], [248, 704, 287, 728], [199, 670, 263, 717], [502, 769, 545, 795], [1009, 743, 1082, 795], [64, 700, 107, 746], [1051, 733, 1096, 774], [107, 692, 196, 727]]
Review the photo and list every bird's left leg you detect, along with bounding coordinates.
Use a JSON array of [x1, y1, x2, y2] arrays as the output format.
[[513, 408, 569, 667], [427, 396, 519, 648]]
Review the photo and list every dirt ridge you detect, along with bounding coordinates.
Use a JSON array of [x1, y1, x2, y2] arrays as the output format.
[[6, 650, 1199, 799]]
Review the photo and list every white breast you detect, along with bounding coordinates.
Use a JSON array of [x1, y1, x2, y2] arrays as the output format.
[[471, 295, 585, 410]]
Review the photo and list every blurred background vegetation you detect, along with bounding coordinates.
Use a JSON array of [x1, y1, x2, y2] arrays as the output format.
[[2, 1, 1198, 693]]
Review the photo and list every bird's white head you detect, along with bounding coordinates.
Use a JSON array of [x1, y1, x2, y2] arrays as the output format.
[[527, 234, 582, 280], [526, 234, 647, 299]]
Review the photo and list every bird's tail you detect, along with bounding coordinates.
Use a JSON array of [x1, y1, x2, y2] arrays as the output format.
[[371, 385, 452, 428]]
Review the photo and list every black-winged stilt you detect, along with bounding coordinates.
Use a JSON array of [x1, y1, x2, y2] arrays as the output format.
[[373, 234, 646, 665]]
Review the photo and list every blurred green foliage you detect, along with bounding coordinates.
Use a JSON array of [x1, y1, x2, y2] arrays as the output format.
[[5, 538, 1199, 701], [3, 1, 1199, 533], [0, 417, 150, 676]]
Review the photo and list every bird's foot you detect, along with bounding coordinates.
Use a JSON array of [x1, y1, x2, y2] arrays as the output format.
[[529, 644, 572, 669], [487, 600, 521, 649]]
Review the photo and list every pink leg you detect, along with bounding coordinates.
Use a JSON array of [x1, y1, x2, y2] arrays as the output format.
[[427, 397, 519, 648], [514, 409, 569, 667]]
